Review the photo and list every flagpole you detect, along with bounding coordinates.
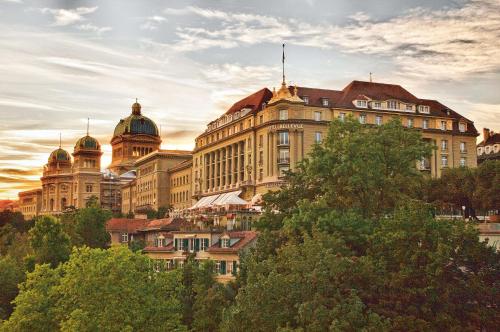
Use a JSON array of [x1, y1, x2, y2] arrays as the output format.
[[282, 43, 285, 84]]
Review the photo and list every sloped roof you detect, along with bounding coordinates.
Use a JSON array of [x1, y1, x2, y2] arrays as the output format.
[[207, 231, 258, 253], [478, 132, 500, 146], [106, 218, 149, 233], [225, 88, 273, 115]]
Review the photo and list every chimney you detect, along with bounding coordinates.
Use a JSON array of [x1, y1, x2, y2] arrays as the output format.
[[483, 128, 490, 142]]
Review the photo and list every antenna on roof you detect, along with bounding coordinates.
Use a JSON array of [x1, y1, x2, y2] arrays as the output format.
[[282, 43, 286, 84], [369, 72, 373, 83], [87, 118, 90, 136]]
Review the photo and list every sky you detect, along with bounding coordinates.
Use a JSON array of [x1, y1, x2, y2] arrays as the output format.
[[0, 0, 499, 199]]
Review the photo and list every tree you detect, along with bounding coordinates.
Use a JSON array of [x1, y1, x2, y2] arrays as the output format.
[[73, 206, 111, 248], [473, 160, 500, 213], [0, 256, 25, 320], [29, 216, 71, 268], [0, 264, 61, 332], [258, 117, 432, 233], [427, 166, 477, 218], [3, 246, 187, 332]]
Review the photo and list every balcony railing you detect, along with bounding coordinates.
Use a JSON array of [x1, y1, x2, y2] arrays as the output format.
[[278, 157, 290, 164], [241, 180, 255, 186]]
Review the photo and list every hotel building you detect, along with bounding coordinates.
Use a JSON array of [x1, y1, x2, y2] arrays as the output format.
[[190, 79, 478, 205]]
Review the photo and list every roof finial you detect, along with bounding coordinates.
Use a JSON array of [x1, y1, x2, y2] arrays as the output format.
[[282, 43, 286, 84], [59, 132, 62, 148], [86, 118, 90, 136], [369, 72, 373, 83], [136, 97, 138, 103]]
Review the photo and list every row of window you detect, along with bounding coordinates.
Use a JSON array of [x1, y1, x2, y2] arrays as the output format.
[[150, 259, 238, 276], [355, 100, 431, 114], [441, 140, 468, 153], [278, 109, 322, 121], [171, 174, 190, 187], [172, 190, 190, 204], [132, 146, 153, 157], [441, 155, 467, 167]]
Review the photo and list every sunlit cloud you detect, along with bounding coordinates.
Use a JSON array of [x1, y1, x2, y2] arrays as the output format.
[[40, 6, 98, 26]]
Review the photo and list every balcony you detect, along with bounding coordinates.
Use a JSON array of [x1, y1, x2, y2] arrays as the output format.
[[240, 180, 255, 187], [277, 157, 290, 164]]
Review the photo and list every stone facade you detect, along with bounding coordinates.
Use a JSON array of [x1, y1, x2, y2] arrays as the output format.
[[18, 188, 42, 220], [190, 80, 479, 203]]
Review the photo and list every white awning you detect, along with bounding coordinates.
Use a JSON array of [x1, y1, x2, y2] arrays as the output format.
[[213, 190, 248, 206], [189, 190, 248, 209], [189, 194, 220, 209]]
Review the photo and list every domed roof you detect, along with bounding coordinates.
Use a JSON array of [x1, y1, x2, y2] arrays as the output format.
[[74, 135, 100, 151], [49, 148, 71, 163], [113, 101, 159, 138]]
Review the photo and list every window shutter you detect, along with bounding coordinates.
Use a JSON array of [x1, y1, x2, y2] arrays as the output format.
[[194, 239, 200, 251], [183, 239, 189, 250], [204, 238, 209, 249], [232, 261, 237, 275], [174, 239, 178, 250], [221, 261, 226, 275]]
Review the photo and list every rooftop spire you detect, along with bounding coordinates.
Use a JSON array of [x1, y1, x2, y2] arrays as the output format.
[[369, 72, 373, 83], [86, 118, 90, 136], [59, 132, 61, 148]]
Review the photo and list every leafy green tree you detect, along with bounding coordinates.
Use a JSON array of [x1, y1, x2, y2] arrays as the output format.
[[473, 160, 500, 213], [74, 206, 111, 248], [3, 246, 187, 332], [29, 216, 71, 268], [259, 117, 432, 233], [0, 256, 25, 320], [0, 264, 61, 332], [366, 202, 499, 331], [427, 166, 477, 218], [0, 210, 24, 229], [157, 205, 171, 218], [222, 230, 388, 331]]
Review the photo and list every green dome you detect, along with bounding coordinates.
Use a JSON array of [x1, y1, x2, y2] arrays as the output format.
[[113, 102, 159, 138], [75, 135, 100, 150], [49, 148, 71, 163]]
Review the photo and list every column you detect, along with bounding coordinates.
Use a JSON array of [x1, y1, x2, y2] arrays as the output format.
[[225, 146, 230, 187], [298, 131, 304, 161], [233, 143, 239, 184], [272, 133, 278, 177], [290, 130, 296, 170]]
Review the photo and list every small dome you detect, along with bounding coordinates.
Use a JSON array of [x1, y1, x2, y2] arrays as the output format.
[[113, 101, 159, 138], [49, 148, 71, 163], [74, 135, 100, 151]]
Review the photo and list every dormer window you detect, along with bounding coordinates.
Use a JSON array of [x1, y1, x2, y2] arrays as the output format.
[[387, 101, 398, 109], [418, 105, 430, 114], [441, 121, 447, 131], [221, 238, 230, 248], [234, 112, 240, 119], [373, 101, 381, 109], [302, 96, 309, 104], [322, 98, 329, 107], [356, 100, 367, 108], [459, 122, 466, 132], [406, 104, 413, 112]]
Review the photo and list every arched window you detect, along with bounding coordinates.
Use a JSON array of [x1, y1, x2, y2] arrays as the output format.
[[50, 198, 54, 211], [61, 197, 67, 209]]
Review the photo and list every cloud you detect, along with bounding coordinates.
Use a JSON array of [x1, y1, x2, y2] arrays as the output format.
[[77, 24, 112, 35], [140, 16, 166, 30], [40, 6, 98, 26], [164, 0, 500, 80], [0, 168, 41, 176]]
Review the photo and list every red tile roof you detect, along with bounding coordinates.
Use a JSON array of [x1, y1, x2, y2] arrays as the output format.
[[207, 231, 258, 253], [224, 88, 273, 115], [106, 218, 149, 233], [478, 131, 500, 146], [209, 80, 477, 135]]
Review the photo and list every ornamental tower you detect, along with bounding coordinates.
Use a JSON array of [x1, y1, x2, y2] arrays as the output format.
[[72, 119, 103, 208], [109, 100, 161, 174]]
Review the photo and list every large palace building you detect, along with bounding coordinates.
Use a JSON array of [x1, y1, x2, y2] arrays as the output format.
[[18, 76, 479, 219], [18, 101, 167, 218], [190, 79, 478, 205]]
